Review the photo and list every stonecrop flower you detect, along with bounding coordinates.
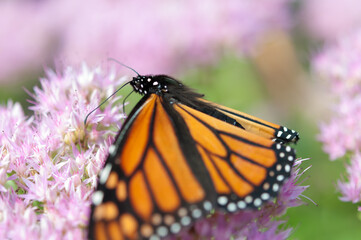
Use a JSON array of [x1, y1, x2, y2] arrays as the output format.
[[0, 64, 126, 239], [314, 30, 361, 97], [315, 29, 361, 209], [0, 64, 309, 239]]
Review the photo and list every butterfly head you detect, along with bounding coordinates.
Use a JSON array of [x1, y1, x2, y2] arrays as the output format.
[[130, 75, 174, 95]]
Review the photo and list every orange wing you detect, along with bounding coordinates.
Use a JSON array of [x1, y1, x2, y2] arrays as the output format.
[[174, 103, 295, 210], [200, 99, 299, 143], [89, 95, 214, 240], [89, 94, 296, 240]]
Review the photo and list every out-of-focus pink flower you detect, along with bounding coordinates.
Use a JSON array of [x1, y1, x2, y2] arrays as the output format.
[[302, 0, 361, 41], [0, 64, 125, 239], [0, 1, 56, 82], [338, 152, 361, 203], [316, 30, 361, 160], [0, 0, 291, 82], [318, 95, 361, 160], [314, 30, 361, 96], [315, 28, 361, 210]]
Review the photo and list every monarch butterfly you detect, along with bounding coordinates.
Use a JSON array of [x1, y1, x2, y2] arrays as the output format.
[[88, 72, 299, 240]]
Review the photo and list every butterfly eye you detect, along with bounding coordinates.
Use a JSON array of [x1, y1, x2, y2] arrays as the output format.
[[161, 85, 169, 93], [134, 81, 141, 89]]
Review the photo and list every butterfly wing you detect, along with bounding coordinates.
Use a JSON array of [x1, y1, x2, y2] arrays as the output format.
[[89, 94, 216, 240], [174, 103, 295, 210], [89, 92, 296, 240], [198, 99, 299, 143]]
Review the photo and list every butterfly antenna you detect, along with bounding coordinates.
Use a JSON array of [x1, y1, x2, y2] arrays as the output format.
[[107, 58, 140, 76], [84, 81, 131, 125]]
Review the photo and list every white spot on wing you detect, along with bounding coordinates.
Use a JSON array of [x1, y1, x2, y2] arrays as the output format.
[[261, 193, 270, 200], [203, 201, 213, 211], [181, 216, 191, 226], [272, 183, 279, 192], [170, 223, 181, 234], [217, 196, 228, 205], [92, 191, 104, 205], [285, 164, 291, 172], [108, 145, 116, 155], [192, 209, 202, 218], [245, 196, 253, 203], [227, 202, 237, 212], [99, 163, 112, 184], [150, 235, 160, 240], [254, 198, 262, 207], [237, 200, 246, 209], [157, 226, 168, 237]]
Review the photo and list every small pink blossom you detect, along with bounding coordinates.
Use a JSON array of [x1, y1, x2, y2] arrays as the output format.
[[338, 152, 361, 203], [318, 95, 361, 160]]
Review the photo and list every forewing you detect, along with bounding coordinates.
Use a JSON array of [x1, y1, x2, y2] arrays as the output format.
[[200, 99, 299, 143]]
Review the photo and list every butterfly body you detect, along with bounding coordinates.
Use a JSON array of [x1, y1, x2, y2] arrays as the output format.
[[89, 75, 299, 240]]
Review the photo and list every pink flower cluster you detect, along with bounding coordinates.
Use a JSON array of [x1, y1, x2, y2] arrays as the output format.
[[0, 0, 291, 82], [318, 95, 361, 160], [0, 64, 308, 239], [0, 64, 126, 239], [315, 29, 361, 208]]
